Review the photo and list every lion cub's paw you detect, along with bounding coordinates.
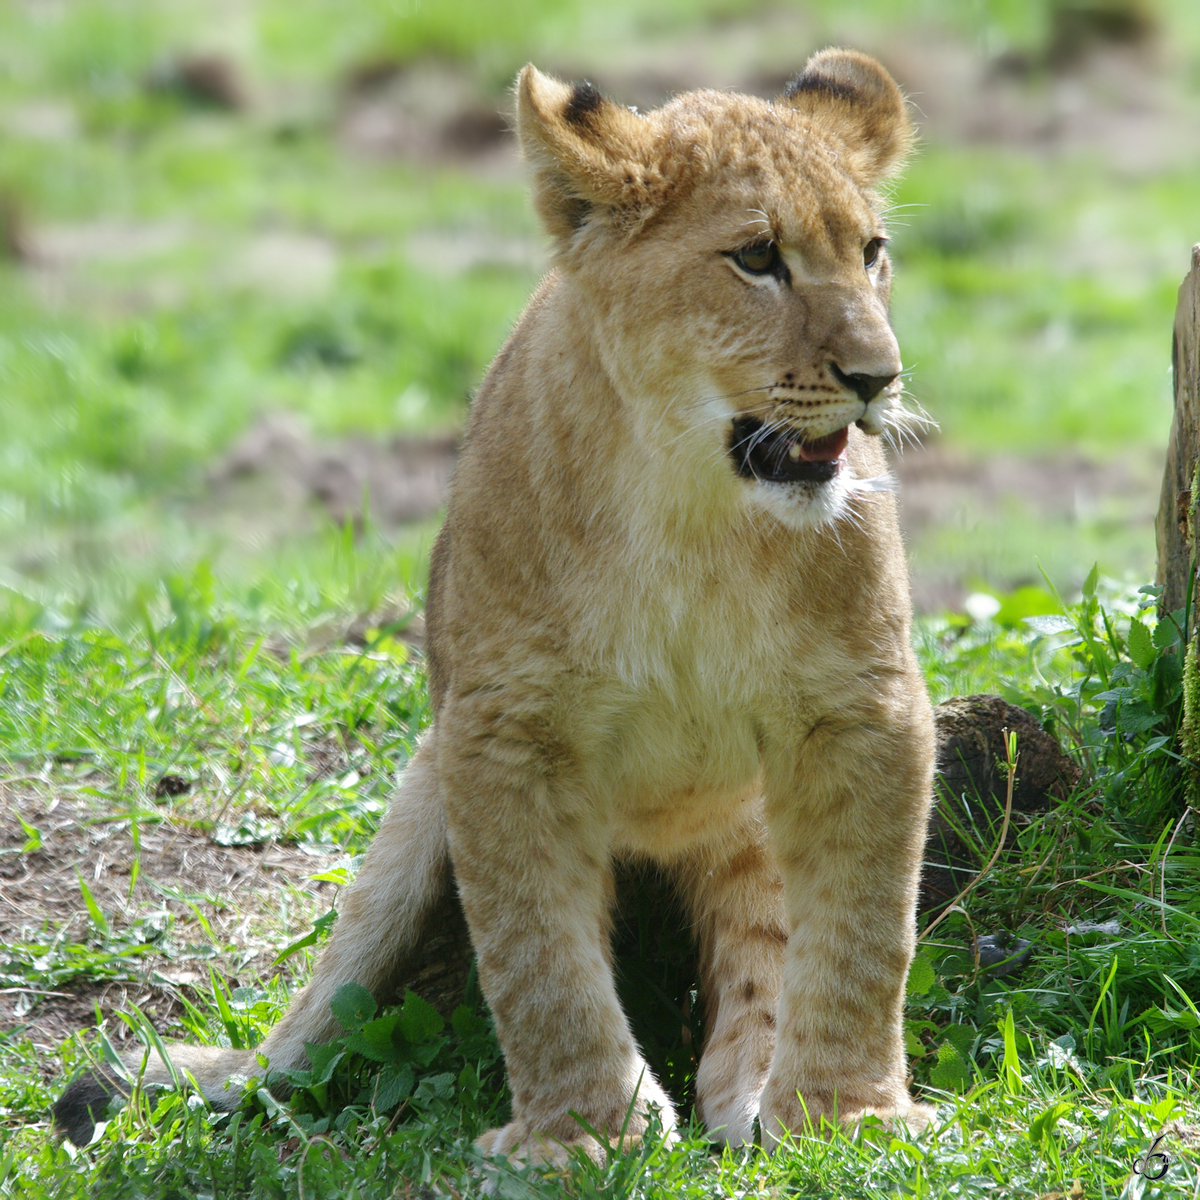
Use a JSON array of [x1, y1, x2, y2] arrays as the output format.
[[476, 1086, 680, 1172], [475, 1118, 676, 1174], [759, 1085, 934, 1150], [476, 1121, 589, 1169]]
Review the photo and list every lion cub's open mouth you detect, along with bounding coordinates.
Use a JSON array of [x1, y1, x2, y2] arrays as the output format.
[[728, 416, 849, 485]]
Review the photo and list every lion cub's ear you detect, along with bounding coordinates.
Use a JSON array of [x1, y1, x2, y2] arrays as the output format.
[[779, 49, 913, 187], [517, 65, 662, 240]]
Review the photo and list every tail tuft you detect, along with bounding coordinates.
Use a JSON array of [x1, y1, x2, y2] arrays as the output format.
[[53, 1067, 129, 1147]]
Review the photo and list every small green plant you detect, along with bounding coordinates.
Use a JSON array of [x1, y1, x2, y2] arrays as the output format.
[[274, 983, 504, 1138], [1059, 570, 1186, 824]]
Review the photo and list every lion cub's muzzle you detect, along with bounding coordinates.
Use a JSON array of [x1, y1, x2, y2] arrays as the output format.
[[727, 362, 900, 484], [728, 416, 849, 485]]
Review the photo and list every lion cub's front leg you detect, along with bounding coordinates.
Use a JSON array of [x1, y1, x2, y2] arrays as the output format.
[[759, 694, 936, 1144], [438, 716, 676, 1166], [673, 825, 786, 1147]]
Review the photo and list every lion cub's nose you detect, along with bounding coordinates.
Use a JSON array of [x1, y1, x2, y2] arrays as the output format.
[[830, 364, 898, 402]]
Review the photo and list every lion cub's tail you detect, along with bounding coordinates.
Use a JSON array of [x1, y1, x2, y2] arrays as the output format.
[[54, 739, 451, 1147]]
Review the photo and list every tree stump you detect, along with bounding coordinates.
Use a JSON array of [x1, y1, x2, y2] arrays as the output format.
[[1155, 243, 1200, 619]]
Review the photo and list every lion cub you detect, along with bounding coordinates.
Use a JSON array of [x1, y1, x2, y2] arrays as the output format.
[[57, 48, 936, 1162]]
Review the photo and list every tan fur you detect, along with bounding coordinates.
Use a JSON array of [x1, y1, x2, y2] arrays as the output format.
[[57, 48, 936, 1162]]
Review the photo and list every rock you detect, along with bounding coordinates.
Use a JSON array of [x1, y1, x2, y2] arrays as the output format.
[[976, 931, 1034, 977]]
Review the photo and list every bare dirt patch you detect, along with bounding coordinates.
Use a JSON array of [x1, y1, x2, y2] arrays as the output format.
[[327, 13, 1200, 175], [0, 780, 339, 1063], [201, 411, 458, 537], [894, 444, 1152, 529], [893, 441, 1161, 608], [339, 57, 515, 172]]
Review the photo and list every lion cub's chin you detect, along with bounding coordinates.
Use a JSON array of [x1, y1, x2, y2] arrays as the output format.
[[743, 469, 893, 531]]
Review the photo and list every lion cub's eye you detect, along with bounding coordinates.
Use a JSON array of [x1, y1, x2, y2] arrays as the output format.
[[731, 242, 782, 276], [863, 237, 886, 268]]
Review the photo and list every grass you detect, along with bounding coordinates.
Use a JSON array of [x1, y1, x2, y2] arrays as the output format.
[[3, 565, 1200, 1198], [0, 557, 427, 847], [9, 569, 1195, 1187], [2, 0, 1200, 1195], [890, 145, 1194, 458]]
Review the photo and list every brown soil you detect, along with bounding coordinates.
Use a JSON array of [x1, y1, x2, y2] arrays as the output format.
[[0, 780, 339, 1065], [892, 442, 1161, 610], [204, 411, 458, 532], [328, 14, 1200, 176]]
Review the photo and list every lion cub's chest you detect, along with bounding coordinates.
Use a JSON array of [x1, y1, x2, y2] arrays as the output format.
[[602, 687, 765, 854], [581, 576, 814, 855]]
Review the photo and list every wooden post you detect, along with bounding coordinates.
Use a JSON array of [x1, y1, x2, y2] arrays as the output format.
[[1156, 244, 1200, 619]]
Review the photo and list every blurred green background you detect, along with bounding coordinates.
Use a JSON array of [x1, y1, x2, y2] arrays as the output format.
[[2, 0, 1199, 624]]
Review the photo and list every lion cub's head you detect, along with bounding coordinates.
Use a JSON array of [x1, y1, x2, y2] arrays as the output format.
[[517, 50, 920, 530]]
